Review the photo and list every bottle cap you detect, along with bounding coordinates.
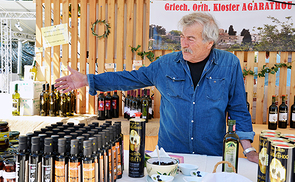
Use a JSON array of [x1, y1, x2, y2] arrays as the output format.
[[228, 119, 236, 126], [44, 138, 53, 153], [58, 138, 66, 154], [18, 135, 27, 151], [89, 137, 98, 153], [70, 139, 79, 155], [31, 136, 40, 152], [83, 140, 93, 156]]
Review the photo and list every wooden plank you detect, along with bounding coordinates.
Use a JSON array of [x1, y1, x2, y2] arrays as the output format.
[[153, 50, 162, 118], [266, 52, 277, 124], [235, 51, 245, 71], [35, 0, 43, 70], [78, 0, 87, 114], [62, 0, 69, 77], [125, 0, 134, 71], [97, 0, 106, 74], [45, 0, 52, 84], [278, 52, 288, 106], [135, 0, 143, 61], [245, 51, 255, 118], [53, 0, 60, 85], [88, 0, 98, 114], [106, 0, 115, 65], [144, 0, 150, 67], [255, 52, 266, 124], [289, 52, 295, 118], [116, 0, 125, 116], [71, 0, 78, 70]]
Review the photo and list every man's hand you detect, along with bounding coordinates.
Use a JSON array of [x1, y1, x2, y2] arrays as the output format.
[[245, 150, 258, 163], [55, 66, 88, 93]]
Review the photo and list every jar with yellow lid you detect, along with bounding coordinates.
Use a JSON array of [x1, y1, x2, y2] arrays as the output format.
[[0, 121, 9, 152]]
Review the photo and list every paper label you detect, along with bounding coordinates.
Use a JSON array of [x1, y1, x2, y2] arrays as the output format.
[[269, 114, 278, 123], [83, 163, 95, 182]]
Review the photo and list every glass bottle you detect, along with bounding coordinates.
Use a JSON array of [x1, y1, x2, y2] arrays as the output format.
[[112, 90, 119, 118], [54, 87, 60, 116], [12, 83, 20, 116], [29, 136, 41, 182], [114, 121, 124, 173], [147, 89, 153, 119], [89, 137, 99, 182], [66, 91, 72, 116], [129, 90, 137, 119], [46, 83, 50, 115], [278, 95, 288, 128], [40, 84, 47, 116], [68, 139, 81, 182], [290, 95, 295, 128], [124, 91, 130, 119], [16, 135, 29, 182], [55, 138, 67, 182], [222, 119, 239, 173], [98, 92, 106, 120], [82, 140, 95, 182], [246, 92, 250, 111], [105, 91, 113, 119], [42, 138, 54, 182], [59, 92, 67, 117], [71, 90, 76, 115], [49, 84, 56, 116], [29, 58, 37, 81], [268, 95, 278, 130], [141, 89, 149, 123]]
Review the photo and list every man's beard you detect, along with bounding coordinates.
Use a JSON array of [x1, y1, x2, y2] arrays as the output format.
[[181, 47, 193, 54]]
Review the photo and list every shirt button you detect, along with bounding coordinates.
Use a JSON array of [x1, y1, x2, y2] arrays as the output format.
[[193, 102, 195, 104], [197, 84, 199, 87], [191, 120, 194, 123], [191, 137, 193, 140], [192, 152, 195, 154]]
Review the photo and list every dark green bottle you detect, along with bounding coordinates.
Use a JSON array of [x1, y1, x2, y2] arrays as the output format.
[[290, 95, 295, 128], [42, 138, 54, 182], [278, 95, 288, 128], [268, 95, 278, 130]]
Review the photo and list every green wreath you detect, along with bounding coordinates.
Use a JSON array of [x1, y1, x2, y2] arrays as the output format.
[[91, 19, 110, 39]]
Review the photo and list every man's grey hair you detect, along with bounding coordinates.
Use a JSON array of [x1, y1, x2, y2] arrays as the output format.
[[178, 12, 219, 45]]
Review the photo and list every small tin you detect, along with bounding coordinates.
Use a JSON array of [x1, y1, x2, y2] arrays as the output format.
[[280, 134, 295, 140], [258, 133, 279, 182], [268, 142, 294, 182], [261, 130, 281, 136], [128, 113, 146, 178]]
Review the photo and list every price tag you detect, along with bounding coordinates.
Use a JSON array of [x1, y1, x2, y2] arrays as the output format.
[[133, 60, 142, 66], [35, 47, 43, 53], [105, 63, 115, 69]]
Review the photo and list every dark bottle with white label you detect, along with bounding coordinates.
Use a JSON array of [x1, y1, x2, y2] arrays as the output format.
[[141, 89, 149, 123], [278, 95, 288, 128], [98, 92, 106, 120], [29, 136, 41, 182], [268, 95, 278, 130], [290, 95, 295, 128], [222, 119, 239, 173], [68, 139, 81, 182], [16, 135, 29, 182], [42, 138, 54, 182]]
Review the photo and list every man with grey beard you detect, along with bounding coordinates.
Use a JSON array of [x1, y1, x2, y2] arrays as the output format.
[[55, 12, 258, 163]]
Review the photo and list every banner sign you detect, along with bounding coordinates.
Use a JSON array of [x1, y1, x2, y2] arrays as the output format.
[[149, 0, 295, 51], [41, 23, 69, 48]]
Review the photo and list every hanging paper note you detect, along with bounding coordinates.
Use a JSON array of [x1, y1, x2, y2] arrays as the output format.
[[41, 23, 69, 48]]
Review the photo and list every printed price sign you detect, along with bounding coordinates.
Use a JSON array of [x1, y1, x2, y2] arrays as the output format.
[[41, 23, 69, 48], [133, 60, 142, 66]]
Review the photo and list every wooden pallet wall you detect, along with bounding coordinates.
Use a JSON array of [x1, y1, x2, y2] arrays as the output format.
[[35, 1, 295, 125]]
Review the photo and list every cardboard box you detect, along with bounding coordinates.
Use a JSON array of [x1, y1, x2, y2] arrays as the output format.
[[20, 98, 40, 116], [10, 81, 45, 99]]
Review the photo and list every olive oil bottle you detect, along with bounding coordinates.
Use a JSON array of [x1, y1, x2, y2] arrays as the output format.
[[222, 119, 239, 173], [12, 83, 20, 116]]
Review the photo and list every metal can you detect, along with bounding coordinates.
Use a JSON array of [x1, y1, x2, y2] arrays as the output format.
[[280, 134, 295, 140], [258, 133, 279, 182], [128, 114, 146, 178], [288, 138, 295, 144], [268, 142, 294, 182], [261, 130, 281, 136]]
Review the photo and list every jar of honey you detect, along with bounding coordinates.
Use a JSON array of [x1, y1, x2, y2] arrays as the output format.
[[0, 121, 9, 152]]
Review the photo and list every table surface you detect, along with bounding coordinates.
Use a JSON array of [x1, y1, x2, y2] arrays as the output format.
[[117, 150, 257, 182]]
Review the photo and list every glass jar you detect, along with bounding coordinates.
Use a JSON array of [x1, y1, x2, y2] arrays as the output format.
[[3, 157, 16, 182], [0, 121, 9, 152], [9, 131, 19, 141]]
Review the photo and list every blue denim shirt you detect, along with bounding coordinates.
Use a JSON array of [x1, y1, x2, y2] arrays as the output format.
[[88, 49, 255, 156]]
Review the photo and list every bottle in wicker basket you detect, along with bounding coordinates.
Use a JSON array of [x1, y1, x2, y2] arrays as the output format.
[[222, 119, 239, 173]]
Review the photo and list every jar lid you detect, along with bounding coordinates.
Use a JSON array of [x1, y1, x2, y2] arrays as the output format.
[[10, 131, 20, 136], [0, 121, 8, 126]]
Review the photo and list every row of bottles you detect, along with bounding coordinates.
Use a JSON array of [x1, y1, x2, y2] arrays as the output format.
[[16, 120, 124, 182], [268, 95, 295, 130], [97, 91, 120, 120], [40, 83, 76, 117], [123, 89, 153, 122]]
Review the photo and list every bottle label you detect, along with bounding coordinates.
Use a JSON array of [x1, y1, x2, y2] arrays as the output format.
[[149, 107, 153, 115], [55, 161, 65, 181], [0, 169, 2, 177], [0, 132, 9, 142], [112, 145, 117, 180], [104, 151, 108, 182], [105, 100, 111, 111], [29, 163, 37, 181], [42, 164, 52, 181], [269, 114, 278, 123], [112, 100, 117, 109], [98, 101, 105, 111], [109, 148, 112, 181], [130, 109, 137, 118], [69, 162, 80, 181], [223, 141, 238, 172], [83, 163, 95, 182], [124, 106, 128, 114], [292, 113, 295, 121], [279, 113, 288, 122], [3, 171, 16, 179], [116, 142, 122, 176], [99, 155, 104, 182]]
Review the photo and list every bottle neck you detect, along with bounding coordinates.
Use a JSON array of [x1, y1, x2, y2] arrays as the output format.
[[228, 124, 235, 132], [272, 97, 276, 104]]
